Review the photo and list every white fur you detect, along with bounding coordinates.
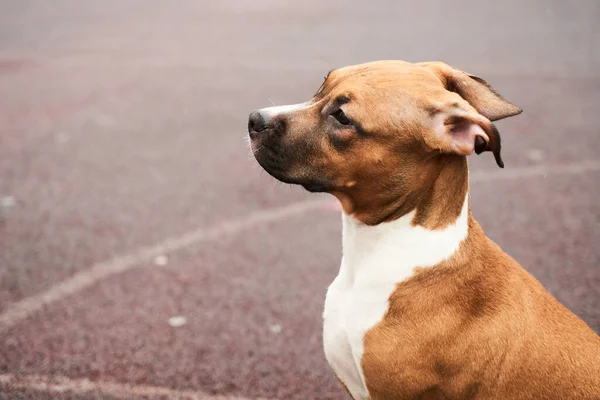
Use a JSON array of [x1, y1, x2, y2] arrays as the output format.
[[323, 194, 470, 400], [260, 102, 311, 117]]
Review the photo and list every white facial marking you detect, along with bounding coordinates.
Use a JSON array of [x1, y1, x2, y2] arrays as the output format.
[[323, 194, 470, 400], [259, 102, 311, 118]]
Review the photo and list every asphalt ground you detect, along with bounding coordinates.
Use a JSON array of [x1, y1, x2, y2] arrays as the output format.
[[0, 1, 599, 399]]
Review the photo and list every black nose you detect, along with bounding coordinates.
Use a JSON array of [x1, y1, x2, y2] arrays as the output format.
[[248, 110, 269, 136]]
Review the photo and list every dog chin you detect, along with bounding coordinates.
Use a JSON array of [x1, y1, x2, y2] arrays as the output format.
[[252, 149, 332, 193], [260, 164, 331, 193], [268, 171, 331, 193], [300, 180, 332, 193], [281, 176, 332, 193]]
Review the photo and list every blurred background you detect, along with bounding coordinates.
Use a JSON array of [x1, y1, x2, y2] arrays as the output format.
[[0, 1, 598, 399]]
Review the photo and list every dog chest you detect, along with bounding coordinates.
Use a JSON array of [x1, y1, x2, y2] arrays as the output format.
[[323, 197, 470, 398], [323, 273, 393, 400]]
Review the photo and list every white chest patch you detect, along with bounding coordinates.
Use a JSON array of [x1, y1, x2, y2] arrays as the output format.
[[322, 195, 470, 400]]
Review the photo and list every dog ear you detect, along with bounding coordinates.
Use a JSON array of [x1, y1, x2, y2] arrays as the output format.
[[420, 61, 522, 121], [433, 108, 505, 168], [421, 61, 521, 168]]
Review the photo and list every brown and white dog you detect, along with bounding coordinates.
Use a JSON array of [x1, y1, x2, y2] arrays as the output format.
[[247, 61, 600, 400]]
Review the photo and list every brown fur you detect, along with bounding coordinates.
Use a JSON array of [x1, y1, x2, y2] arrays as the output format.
[[249, 60, 600, 399], [250, 61, 518, 225], [361, 159, 600, 399]]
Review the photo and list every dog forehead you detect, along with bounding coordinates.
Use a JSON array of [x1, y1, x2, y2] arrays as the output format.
[[328, 61, 444, 94]]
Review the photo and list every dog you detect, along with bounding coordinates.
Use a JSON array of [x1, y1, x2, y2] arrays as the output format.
[[247, 60, 600, 400]]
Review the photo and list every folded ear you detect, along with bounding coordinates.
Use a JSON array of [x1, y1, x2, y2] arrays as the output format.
[[419, 61, 522, 121], [433, 108, 505, 168]]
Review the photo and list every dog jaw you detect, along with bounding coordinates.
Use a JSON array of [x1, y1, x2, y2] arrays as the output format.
[[248, 60, 519, 227]]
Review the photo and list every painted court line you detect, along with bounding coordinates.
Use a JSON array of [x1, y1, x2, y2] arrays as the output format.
[[0, 160, 599, 333], [0, 198, 333, 332], [0, 373, 270, 400]]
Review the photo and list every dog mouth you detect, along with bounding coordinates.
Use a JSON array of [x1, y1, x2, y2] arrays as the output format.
[[252, 141, 286, 174], [252, 142, 332, 193]]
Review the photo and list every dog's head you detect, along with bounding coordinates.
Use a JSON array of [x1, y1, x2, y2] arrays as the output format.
[[248, 61, 521, 220]]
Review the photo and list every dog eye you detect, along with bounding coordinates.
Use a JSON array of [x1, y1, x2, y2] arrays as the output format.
[[331, 109, 352, 126]]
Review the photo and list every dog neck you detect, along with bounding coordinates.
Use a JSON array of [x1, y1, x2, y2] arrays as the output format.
[[340, 155, 470, 285]]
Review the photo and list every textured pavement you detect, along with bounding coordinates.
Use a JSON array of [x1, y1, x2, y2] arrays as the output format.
[[1, 1, 599, 399]]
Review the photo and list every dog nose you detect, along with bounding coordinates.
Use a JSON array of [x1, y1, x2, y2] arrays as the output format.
[[248, 110, 269, 136]]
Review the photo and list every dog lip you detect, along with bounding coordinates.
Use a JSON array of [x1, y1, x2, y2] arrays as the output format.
[[252, 143, 287, 175], [254, 141, 283, 160], [250, 135, 279, 157], [248, 126, 275, 140], [253, 150, 332, 193]]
